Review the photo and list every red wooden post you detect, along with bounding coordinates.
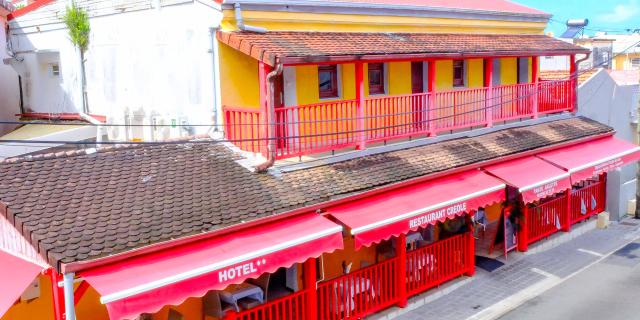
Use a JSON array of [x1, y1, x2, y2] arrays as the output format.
[[563, 189, 572, 232], [427, 60, 437, 136], [396, 234, 408, 308], [47, 269, 65, 320], [304, 257, 318, 320], [569, 54, 577, 112], [601, 173, 608, 212], [224, 310, 237, 320], [465, 231, 476, 276], [517, 205, 529, 252], [355, 62, 366, 150], [258, 62, 272, 157], [531, 56, 539, 119], [484, 58, 494, 128]]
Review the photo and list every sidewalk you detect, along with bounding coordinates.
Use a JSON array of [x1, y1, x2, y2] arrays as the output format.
[[376, 217, 640, 320]]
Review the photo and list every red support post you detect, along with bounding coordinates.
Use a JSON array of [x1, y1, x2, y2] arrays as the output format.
[[258, 61, 272, 157], [569, 54, 577, 112], [563, 188, 572, 232], [304, 257, 318, 320], [355, 62, 366, 150], [396, 234, 408, 308], [465, 231, 476, 276], [47, 269, 65, 320], [602, 172, 608, 212], [427, 61, 437, 136], [517, 205, 529, 252], [484, 58, 494, 128], [532, 56, 539, 119], [73, 281, 90, 306]]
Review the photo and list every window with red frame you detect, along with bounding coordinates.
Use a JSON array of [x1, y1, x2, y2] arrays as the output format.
[[453, 60, 465, 87], [368, 63, 385, 95], [318, 65, 339, 99]]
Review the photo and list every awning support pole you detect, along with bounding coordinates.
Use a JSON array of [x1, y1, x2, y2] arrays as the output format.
[[563, 188, 572, 232], [396, 234, 408, 308], [517, 204, 529, 252], [464, 230, 476, 276], [531, 56, 539, 119], [63, 273, 77, 320], [355, 62, 366, 150], [427, 60, 437, 136], [47, 269, 65, 320], [303, 258, 318, 320], [484, 58, 494, 128]]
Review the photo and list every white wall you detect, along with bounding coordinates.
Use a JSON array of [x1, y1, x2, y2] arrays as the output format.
[[8, 0, 223, 140], [0, 13, 21, 135]]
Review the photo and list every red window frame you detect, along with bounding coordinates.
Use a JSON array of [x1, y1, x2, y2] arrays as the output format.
[[318, 65, 339, 99], [368, 63, 385, 95], [453, 60, 465, 87]]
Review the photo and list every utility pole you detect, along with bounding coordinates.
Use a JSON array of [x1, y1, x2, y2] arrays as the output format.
[[636, 74, 640, 218]]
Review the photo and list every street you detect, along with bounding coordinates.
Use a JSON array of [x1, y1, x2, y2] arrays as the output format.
[[500, 239, 640, 320]]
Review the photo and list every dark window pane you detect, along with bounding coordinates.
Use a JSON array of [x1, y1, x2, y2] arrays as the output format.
[[368, 63, 385, 94], [453, 60, 464, 87], [318, 65, 338, 98]]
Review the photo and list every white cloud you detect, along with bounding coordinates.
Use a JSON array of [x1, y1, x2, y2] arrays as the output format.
[[597, 0, 640, 23]]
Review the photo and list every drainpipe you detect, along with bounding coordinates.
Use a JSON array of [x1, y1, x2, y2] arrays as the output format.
[[210, 27, 222, 133], [234, 3, 267, 33], [255, 62, 283, 173], [572, 52, 591, 113], [63, 273, 77, 320]]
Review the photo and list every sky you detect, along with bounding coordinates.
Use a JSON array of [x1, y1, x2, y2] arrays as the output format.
[[514, 0, 640, 36]]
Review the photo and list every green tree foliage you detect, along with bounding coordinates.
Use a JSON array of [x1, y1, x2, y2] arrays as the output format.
[[62, 4, 90, 54]]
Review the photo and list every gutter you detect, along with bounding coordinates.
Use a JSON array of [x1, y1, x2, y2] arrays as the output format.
[[60, 129, 614, 273], [233, 2, 266, 33]]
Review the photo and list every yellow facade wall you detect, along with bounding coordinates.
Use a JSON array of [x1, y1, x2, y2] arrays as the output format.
[[219, 42, 260, 110], [500, 58, 518, 85], [388, 62, 412, 95], [435, 60, 453, 90], [467, 59, 484, 88], [220, 11, 547, 35]]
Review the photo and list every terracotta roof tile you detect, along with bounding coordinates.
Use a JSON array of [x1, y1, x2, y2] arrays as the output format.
[[540, 69, 598, 85], [218, 31, 590, 65], [0, 117, 612, 268]]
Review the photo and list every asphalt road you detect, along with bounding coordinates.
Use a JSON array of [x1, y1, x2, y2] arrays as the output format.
[[500, 239, 640, 320]]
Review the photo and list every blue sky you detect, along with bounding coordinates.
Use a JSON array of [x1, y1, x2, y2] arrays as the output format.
[[514, 0, 640, 36]]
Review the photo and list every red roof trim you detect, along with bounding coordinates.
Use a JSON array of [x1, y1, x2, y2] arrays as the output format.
[[7, 0, 55, 20], [17, 112, 107, 123]]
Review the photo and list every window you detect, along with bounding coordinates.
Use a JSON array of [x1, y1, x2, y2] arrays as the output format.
[[49, 63, 60, 77], [318, 65, 339, 98], [632, 58, 640, 69], [368, 63, 385, 95], [453, 60, 465, 87]]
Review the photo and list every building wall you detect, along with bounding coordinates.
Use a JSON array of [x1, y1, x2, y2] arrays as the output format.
[[0, 14, 21, 135], [576, 69, 638, 220], [613, 53, 640, 70], [8, 0, 223, 140]]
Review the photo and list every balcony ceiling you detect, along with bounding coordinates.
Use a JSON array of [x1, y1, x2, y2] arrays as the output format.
[[218, 31, 590, 66]]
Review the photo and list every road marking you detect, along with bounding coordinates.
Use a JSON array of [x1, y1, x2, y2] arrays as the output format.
[[531, 268, 559, 279], [578, 248, 604, 257]]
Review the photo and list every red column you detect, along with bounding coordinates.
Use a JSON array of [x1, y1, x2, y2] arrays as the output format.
[[465, 231, 476, 276], [258, 62, 272, 157], [601, 173, 608, 212], [355, 62, 366, 150], [517, 205, 529, 252], [484, 58, 494, 128], [569, 54, 577, 112], [427, 61, 437, 136], [563, 189, 572, 232], [47, 269, 65, 320], [304, 258, 318, 320], [532, 56, 539, 119], [396, 234, 408, 308]]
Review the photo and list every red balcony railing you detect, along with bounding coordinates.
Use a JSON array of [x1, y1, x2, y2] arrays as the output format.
[[228, 290, 308, 320], [223, 79, 575, 159], [525, 195, 568, 245]]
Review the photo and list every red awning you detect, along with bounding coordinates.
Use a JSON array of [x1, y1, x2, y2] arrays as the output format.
[[0, 250, 43, 317], [80, 213, 343, 320], [329, 170, 505, 249], [538, 137, 640, 183], [484, 156, 571, 203]]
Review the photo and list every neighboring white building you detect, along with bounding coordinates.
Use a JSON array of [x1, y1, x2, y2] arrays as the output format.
[[0, 0, 20, 136], [5, 0, 223, 143]]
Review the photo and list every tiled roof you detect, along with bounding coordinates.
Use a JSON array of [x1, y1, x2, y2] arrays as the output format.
[[0, 117, 612, 268], [217, 31, 590, 66], [540, 69, 599, 85]]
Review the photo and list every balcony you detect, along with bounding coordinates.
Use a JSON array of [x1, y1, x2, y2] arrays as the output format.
[[224, 79, 575, 159]]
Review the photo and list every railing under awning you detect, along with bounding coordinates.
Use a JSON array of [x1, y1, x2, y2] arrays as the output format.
[[80, 213, 344, 320]]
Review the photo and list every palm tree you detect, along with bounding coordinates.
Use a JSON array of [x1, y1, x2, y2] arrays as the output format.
[[62, 3, 90, 113]]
